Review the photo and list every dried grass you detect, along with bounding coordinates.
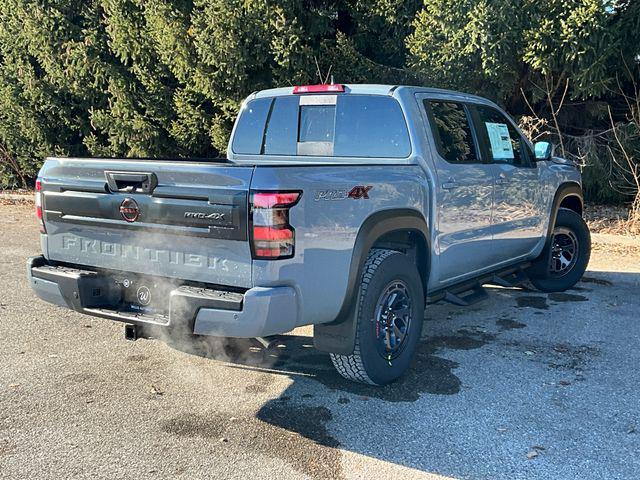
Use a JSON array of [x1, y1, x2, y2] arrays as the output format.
[[585, 203, 640, 236]]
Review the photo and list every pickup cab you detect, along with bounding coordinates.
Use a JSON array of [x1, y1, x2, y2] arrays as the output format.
[[28, 84, 590, 385]]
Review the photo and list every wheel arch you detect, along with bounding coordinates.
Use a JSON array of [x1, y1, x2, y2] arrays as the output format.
[[314, 208, 430, 355], [371, 228, 430, 299], [559, 193, 583, 215], [546, 182, 584, 245]]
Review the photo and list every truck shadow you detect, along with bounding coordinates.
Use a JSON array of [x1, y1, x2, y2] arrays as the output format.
[[165, 275, 602, 402], [163, 271, 636, 479], [166, 330, 479, 402]]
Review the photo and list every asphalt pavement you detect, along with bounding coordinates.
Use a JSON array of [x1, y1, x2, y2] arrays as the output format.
[[1, 202, 639, 480]]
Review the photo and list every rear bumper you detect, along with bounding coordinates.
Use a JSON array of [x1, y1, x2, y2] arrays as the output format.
[[27, 256, 298, 338]]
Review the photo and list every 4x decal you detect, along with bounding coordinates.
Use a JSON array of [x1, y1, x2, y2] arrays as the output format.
[[314, 185, 374, 201], [347, 185, 373, 199]]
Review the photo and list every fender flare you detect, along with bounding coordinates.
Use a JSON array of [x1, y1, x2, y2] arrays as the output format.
[[313, 208, 430, 355], [527, 182, 583, 278], [545, 182, 583, 247]]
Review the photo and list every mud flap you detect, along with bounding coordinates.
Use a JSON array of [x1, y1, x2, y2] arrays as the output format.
[[313, 307, 358, 355]]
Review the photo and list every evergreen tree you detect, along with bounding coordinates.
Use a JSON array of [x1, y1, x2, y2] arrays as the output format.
[[0, 0, 637, 202]]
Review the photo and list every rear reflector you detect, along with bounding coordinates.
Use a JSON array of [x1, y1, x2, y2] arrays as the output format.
[[293, 84, 345, 94], [35, 179, 46, 233], [250, 191, 301, 259]]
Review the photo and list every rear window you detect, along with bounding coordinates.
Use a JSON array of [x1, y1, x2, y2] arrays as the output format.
[[263, 96, 298, 155], [231, 95, 411, 158], [231, 97, 272, 155]]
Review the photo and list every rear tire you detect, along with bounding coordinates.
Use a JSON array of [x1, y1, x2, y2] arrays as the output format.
[[330, 249, 424, 385], [527, 208, 591, 292]]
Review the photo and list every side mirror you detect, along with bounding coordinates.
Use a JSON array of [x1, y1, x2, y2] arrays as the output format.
[[534, 141, 553, 161]]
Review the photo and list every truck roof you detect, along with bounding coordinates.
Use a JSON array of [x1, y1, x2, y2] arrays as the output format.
[[252, 84, 493, 104]]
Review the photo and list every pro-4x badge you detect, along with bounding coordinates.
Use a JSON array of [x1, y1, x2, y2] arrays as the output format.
[[314, 186, 373, 201]]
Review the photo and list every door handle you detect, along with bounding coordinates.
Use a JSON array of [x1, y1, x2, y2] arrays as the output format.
[[105, 171, 158, 194], [442, 181, 459, 190]]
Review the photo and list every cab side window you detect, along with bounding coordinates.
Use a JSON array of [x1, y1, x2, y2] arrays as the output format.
[[474, 105, 533, 167], [425, 100, 479, 164]]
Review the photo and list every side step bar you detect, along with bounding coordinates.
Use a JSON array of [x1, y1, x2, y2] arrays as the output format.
[[443, 283, 489, 307], [428, 262, 531, 307], [490, 270, 528, 288]]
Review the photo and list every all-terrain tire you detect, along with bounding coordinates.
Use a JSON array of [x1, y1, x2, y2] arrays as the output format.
[[330, 249, 424, 385], [527, 208, 591, 292]]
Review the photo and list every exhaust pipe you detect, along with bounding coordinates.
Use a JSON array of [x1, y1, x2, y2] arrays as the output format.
[[124, 324, 139, 341]]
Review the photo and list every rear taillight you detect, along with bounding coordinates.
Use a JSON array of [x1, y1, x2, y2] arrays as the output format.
[[250, 191, 301, 259], [35, 179, 46, 234]]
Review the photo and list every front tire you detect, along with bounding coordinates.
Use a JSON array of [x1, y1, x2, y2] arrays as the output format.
[[330, 249, 424, 385], [527, 208, 591, 292]]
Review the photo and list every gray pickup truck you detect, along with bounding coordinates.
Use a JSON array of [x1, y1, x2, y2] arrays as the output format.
[[28, 84, 590, 385]]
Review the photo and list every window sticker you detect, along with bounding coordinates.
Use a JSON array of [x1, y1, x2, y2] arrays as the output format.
[[485, 122, 514, 160]]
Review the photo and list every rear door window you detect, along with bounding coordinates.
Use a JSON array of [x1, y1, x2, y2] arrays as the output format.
[[426, 100, 479, 164]]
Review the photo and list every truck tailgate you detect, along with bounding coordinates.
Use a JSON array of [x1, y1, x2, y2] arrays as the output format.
[[39, 157, 254, 288]]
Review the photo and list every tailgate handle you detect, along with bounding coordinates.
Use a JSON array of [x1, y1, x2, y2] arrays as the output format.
[[105, 171, 158, 194]]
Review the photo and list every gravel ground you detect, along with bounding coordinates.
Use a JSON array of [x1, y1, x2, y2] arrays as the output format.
[[1, 203, 639, 480]]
